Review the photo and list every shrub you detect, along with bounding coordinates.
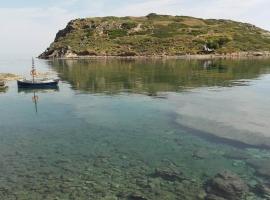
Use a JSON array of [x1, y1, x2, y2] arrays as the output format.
[[147, 13, 159, 19], [217, 37, 231, 46], [107, 29, 128, 39], [122, 22, 138, 30], [206, 36, 231, 49], [206, 40, 219, 49]]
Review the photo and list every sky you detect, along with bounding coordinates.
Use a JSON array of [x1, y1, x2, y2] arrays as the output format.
[[1, 0, 270, 58]]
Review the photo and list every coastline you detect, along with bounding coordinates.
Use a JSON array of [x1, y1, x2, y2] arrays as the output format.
[[0, 73, 21, 81], [40, 51, 270, 60]]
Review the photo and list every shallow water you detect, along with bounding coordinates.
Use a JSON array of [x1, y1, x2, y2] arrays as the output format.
[[0, 58, 270, 199]]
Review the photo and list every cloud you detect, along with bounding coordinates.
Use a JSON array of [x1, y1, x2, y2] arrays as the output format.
[[0, 0, 269, 58], [109, 0, 270, 30]]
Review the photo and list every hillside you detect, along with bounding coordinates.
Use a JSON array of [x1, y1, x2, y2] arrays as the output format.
[[39, 14, 270, 59]]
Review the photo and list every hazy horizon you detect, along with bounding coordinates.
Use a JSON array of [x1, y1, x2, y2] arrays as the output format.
[[1, 0, 270, 58]]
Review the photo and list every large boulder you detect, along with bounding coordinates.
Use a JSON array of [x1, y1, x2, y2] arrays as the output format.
[[205, 171, 248, 200]]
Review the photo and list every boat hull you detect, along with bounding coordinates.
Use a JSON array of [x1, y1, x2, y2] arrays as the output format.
[[17, 80, 59, 88]]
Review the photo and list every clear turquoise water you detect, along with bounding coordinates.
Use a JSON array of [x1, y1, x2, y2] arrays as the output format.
[[0, 58, 270, 199]]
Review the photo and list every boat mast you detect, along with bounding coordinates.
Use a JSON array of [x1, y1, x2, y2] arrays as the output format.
[[33, 91, 38, 113], [31, 58, 35, 83]]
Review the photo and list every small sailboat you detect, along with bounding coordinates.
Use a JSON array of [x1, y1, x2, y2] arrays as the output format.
[[17, 58, 59, 88]]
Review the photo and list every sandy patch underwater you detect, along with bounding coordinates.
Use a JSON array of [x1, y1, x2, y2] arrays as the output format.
[[171, 74, 270, 147]]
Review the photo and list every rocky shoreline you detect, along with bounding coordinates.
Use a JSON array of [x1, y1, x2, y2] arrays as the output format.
[[0, 73, 20, 81], [39, 51, 270, 60]]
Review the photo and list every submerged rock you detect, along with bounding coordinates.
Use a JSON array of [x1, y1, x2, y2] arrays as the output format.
[[247, 159, 270, 178], [252, 183, 270, 199], [224, 150, 250, 160], [192, 149, 209, 159], [128, 193, 148, 200], [152, 168, 185, 182], [205, 170, 248, 200]]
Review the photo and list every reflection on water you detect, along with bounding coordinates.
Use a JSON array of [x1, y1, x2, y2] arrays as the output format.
[[18, 88, 60, 113], [50, 59, 270, 147], [0, 58, 270, 199], [17, 87, 60, 94], [0, 86, 8, 93], [32, 92, 39, 113], [51, 58, 270, 95]]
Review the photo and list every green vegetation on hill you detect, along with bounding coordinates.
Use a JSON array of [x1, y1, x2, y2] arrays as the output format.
[[39, 14, 270, 58]]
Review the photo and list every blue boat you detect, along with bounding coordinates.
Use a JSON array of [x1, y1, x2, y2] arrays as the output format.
[[17, 79, 59, 88], [17, 58, 59, 89]]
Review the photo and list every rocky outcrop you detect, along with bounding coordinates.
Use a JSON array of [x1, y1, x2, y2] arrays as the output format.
[[38, 46, 78, 59], [205, 171, 248, 200], [38, 14, 270, 59], [54, 20, 76, 42], [0, 73, 20, 81]]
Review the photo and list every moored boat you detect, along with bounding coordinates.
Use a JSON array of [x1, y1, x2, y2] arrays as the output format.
[[17, 58, 59, 88], [17, 78, 59, 88]]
